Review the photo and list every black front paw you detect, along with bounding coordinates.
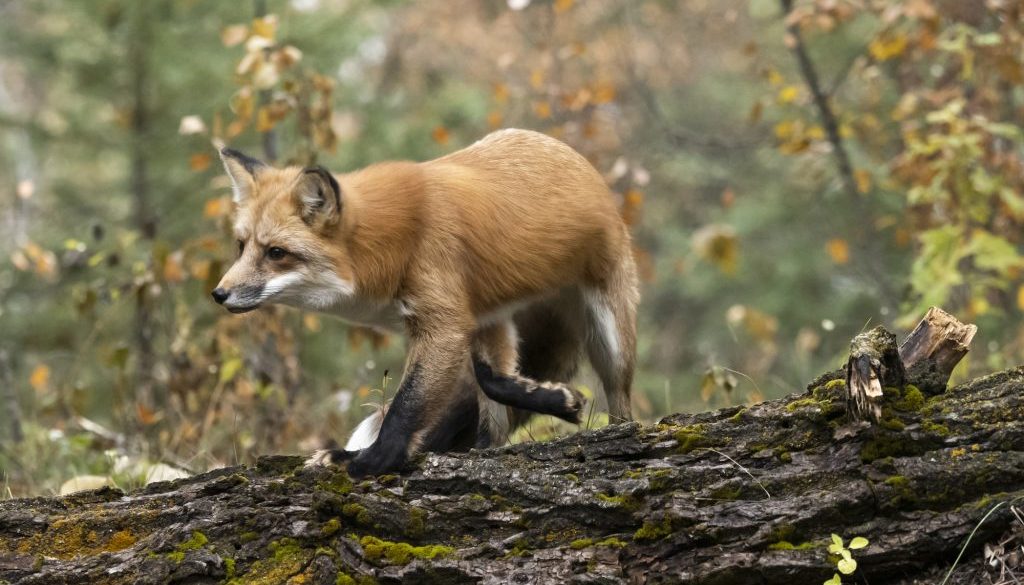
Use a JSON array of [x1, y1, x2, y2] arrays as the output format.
[[346, 443, 408, 478]]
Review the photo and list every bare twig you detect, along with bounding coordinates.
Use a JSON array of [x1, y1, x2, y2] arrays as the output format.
[[698, 447, 772, 500], [778, 0, 859, 201]]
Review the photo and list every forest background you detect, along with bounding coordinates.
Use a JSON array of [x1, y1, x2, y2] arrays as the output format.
[[1, 0, 1021, 496]]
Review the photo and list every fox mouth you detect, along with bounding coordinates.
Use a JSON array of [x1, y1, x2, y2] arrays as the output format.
[[226, 303, 260, 314]]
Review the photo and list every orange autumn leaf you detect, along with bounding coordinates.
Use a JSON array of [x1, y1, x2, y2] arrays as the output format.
[[163, 252, 185, 283], [190, 259, 211, 281], [554, 0, 574, 13], [29, 364, 50, 392], [532, 101, 552, 119], [493, 83, 509, 104], [189, 153, 212, 172], [721, 187, 736, 208], [204, 197, 229, 219], [592, 81, 616, 104], [487, 111, 504, 129], [826, 238, 850, 265], [136, 403, 161, 425], [432, 126, 450, 144]]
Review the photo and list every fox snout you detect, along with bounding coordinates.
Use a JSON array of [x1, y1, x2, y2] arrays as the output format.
[[210, 283, 265, 314]]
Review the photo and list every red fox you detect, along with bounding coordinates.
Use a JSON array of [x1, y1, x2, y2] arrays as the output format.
[[213, 129, 639, 476]]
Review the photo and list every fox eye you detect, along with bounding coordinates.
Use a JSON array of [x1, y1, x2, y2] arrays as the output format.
[[267, 246, 287, 261]]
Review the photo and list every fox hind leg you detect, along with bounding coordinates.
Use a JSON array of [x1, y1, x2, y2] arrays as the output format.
[[583, 258, 639, 422]]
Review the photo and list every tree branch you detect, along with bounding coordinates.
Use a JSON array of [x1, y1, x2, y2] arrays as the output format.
[[779, 0, 859, 201]]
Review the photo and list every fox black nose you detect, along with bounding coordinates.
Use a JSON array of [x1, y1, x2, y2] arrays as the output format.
[[211, 288, 230, 304]]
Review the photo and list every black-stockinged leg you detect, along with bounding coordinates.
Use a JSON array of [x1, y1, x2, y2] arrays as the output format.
[[345, 365, 425, 478], [420, 386, 479, 453], [472, 356, 584, 424]]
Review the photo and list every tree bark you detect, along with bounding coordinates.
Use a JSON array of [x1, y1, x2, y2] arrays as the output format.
[[2, 357, 1023, 583]]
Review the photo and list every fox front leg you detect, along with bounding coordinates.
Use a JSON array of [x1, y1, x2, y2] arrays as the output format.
[[310, 327, 472, 477]]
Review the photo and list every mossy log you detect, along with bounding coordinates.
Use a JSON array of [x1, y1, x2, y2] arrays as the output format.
[[2, 366, 1024, 584]]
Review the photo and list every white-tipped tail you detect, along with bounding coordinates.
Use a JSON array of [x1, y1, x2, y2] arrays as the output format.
[[345, 409, 385, 451]]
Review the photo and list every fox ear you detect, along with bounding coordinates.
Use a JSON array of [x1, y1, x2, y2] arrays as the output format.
[[220, 148, 266, 204], [295, 166, 342, 225]]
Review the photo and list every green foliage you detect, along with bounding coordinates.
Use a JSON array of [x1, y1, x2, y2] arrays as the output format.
[[824, 533, 869, 584]]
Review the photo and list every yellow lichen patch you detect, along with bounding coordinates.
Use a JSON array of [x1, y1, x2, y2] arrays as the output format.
[[358, 536, 454, 565], [229, 539, 314, 585], [14, 516, 142, 559]]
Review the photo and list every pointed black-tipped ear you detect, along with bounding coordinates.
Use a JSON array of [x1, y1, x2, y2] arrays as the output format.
[[220, 148, 267, 204], [295, 166, 342, 225]]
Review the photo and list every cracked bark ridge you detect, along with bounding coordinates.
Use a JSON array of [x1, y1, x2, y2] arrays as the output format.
[[2, 366, 1023, 584]]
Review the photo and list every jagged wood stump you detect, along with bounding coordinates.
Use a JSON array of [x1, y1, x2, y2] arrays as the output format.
[[1, 363, 1024, 583], [846, 307, 977, 423]]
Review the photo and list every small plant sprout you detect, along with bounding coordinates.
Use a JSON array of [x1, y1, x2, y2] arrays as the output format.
[[824, 534, 869, 585]]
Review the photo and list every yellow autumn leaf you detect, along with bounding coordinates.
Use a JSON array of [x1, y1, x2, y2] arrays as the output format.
[[554, 0, 574, 13], [303, 314, 321, 332], [692, 224, 739, 275], [1017, 285, 1024, 311], [777, 85, 800, 104], [251, 14, 277, 41], [869, 33, 908, 61], [826, 238, 850, 265], [774, 120, 795, 139], [530, 68, 545, 90], [533, 101, 552, 119], [487, 111, 504, 129], [854, 169, 872, 194], [256, 106, 275, 132], [29, 364, 50, 392]]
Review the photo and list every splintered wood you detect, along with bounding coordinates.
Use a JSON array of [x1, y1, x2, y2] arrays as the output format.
[[845, 307, 976, 423]]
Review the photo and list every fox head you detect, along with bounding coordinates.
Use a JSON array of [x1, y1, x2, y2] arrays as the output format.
[[212, 149, 355, 314]]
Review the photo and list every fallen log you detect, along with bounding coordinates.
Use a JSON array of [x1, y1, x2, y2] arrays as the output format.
[[1, 340, 1022, 584]]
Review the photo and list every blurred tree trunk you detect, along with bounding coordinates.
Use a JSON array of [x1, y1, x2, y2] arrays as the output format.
[[128, 0, 158, 417], [0, 350, 23, 443]]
